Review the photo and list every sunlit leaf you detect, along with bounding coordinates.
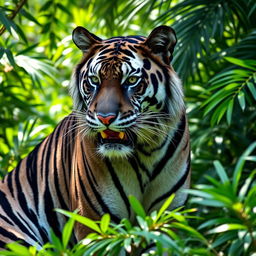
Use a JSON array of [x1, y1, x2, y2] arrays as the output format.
[[56, 209, 101, 233], [100, 214, 110, 233]]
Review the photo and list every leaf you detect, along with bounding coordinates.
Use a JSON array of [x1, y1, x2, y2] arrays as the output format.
[[211, 232, 237, 248], [0, 47, 4, 59], [171, 222, 207, 243], [239, 170, 256, 199], [100, 214, 110, 233], [5, 49, 15, 66], [123, 238, 132, 253], [207, 223, 247, 234], [213, 160, 229, 184], [56, 209, 101, 233], [49, 229, 62, 250], [136, 216, 148, 230], [247, 81, 256, 100], [226, 99, 234, 125], [5, 243, 31, 255], [224, 57, 256, 70], [20, 9, 41, 26], [128, 195, 146, 218], [56, 3, 72, 16], [210, 98, 231, 125], [0, 9, 12, 33], [233, 142, 256, 192], [40, 0, 53, 12], [62, 217, 75, 248], [155, 194, 175, 222], [237, 91, 245, 111]]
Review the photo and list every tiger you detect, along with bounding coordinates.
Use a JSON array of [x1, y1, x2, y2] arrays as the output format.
[[0, 25, 190, 249]]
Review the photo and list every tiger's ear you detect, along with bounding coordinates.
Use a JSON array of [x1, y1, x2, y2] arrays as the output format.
[[72, 26, 102, 53], [144, 26, 177, 64]]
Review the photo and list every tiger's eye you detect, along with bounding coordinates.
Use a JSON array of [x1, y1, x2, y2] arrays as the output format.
[[127, 76, 139, 84], [89, 76, 99, 84]]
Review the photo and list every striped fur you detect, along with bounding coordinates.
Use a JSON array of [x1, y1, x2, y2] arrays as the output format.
[[0, 26, 190, 249]]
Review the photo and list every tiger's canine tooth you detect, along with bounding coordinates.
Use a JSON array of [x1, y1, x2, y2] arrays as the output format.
[[119, 132, 125, 139], [100, 131, 107, 139]]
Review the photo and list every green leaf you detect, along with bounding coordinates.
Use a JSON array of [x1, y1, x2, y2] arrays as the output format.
[[56, 209, 101, 233], [213, 160, 229, 184], [136, 216, 148, 230], [171, 222, 207, 243], [5, 243, 31, 256], [224, 57, 256, 70], [49, 229, 62, 250], [121, 218, 132, 231], [132, 230, 180, 252], [239, 170, 256, 199], [233, 142, 256, 192], [156, 194, 175, 222], [128, 195, 146, 218], [20, 9, 41, 26], [56, 3, 72, 16], [211, 232, 237, 248], [62, 217, 75, 248], [0, 47, 4, 59], [5, 49, 15, 66], [226, 99, 234, 125], [123, 238, 132, 253], [100, 213, 110, 233], [40, 0, 53, 12], [207, 223, 247, 234], [247, 81, 256, 100], [238, 91, 246, 111], [0, 9, 12, 33]]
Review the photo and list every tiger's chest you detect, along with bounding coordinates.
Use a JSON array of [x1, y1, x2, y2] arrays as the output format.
[[90, 139, 189, 222]]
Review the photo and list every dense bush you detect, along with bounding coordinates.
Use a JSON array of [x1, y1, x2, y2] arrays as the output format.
[[0, 0, 255, 255]]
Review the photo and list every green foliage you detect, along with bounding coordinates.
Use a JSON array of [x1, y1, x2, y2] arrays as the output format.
[[0, 0, 256, 254]]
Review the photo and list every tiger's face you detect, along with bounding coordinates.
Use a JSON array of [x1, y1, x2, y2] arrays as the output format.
[[71, 26, 184, 158]]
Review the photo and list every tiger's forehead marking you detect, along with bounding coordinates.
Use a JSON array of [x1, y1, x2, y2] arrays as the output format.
[[84, 36, 146, 80]]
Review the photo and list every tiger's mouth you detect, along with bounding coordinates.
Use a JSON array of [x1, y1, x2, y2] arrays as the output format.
[[98, 129, 131, 146]]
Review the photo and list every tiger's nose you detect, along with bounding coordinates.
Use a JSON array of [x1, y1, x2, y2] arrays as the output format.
[[97, 113, 116, 125]]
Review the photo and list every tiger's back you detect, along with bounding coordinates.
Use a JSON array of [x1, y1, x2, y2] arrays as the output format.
[[0, 26, 190, 248]]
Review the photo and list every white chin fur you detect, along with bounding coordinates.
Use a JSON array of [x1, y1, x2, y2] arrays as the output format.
[[98, 144, 133, 158]]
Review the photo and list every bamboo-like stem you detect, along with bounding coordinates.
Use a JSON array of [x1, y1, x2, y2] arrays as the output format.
[[0, 0, 28, 36]]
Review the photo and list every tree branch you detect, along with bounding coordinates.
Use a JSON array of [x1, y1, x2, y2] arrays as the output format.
[[0, 0, 27, 36]]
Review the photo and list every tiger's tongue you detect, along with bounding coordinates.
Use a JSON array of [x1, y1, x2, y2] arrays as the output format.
[[100, 130, 125, 140]]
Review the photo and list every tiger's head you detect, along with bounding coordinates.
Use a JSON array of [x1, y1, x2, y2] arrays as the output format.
[[70, 26, 184, 158]]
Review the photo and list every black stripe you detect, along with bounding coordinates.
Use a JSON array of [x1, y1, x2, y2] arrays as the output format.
[[0, 213, 13, 225], [128, 158, 144, 193], [6, 171, 14, 197], [16, 212, 47, 245], [150, 114, 186, 181], [81, 143, 98, 187], [15, 159, 45, 242], [77, 168, 101, 216], [137, 135, 169, 157], [26, 142, 41, 213], [148, 156, 190, 212], [105, 159, 131, 217], [0, 190, 38, 242], [43, 125, 62, 237], [79, 146, 120, 223], [53, 121, 69, 211], [0, 226, 28, 246], [133, 154, 151, 179]]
